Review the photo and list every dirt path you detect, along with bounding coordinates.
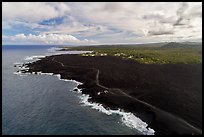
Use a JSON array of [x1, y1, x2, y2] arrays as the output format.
[[51, 56, 202, 134]]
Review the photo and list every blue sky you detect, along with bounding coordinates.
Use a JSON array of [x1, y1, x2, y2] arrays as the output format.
[[2, 2, 202, 45]]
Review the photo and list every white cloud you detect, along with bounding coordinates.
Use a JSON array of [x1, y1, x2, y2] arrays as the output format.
[[2, 2, 70, 22], [2, 2, 202, 44], [69, 2, 202, 40], [3, 33, 97, 45]]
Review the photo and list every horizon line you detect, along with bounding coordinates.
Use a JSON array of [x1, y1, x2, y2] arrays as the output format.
[[2, 41, 202, 47]]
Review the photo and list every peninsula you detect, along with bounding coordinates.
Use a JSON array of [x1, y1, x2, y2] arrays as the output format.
[[22, 43, 202, 135]]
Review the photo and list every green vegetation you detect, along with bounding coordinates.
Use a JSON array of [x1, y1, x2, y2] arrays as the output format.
[[61, 42, 202, 64]]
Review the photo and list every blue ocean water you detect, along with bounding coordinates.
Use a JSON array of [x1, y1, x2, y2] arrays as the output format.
[[2, 45, 142, 135]]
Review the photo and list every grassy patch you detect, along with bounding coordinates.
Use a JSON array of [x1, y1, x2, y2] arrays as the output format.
[[61, 44, 202, 64]]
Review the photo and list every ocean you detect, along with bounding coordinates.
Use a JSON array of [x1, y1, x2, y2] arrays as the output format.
[[2, 45, 152, 135]]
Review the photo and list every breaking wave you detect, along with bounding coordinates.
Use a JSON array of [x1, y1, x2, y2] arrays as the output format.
[[78, 91, 155, 135], [24, 55, 45, 61], [13, 47, 155, 135]]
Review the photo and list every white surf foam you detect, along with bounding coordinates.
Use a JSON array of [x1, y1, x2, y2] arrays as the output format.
[[13, 71, 30, 76], [78, 94, 155, 135], [14, 67, 155, 135], [13, 71, 22, 75], [72, 87, 82, 94], [24, 55, 45, 61], [13, 62, 23, 65], [15, 49, 93, 75], [14, 49, 155, 135], [53, 74, 83, 85], [41, 72, 54, 76]]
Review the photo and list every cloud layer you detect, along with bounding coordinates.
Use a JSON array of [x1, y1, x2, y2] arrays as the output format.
[[3, 33, 95, 45], [2, 2, 202, 45]]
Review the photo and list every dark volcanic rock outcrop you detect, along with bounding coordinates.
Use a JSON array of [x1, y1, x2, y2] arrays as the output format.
[[25, 54, 202, 135]]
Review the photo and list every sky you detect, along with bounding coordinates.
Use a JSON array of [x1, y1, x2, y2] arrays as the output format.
[[2, 2, 202, 45]]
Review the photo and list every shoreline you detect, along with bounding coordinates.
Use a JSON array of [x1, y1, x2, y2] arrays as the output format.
[[18, 54, 202, 135], [14, 64, 155, 135]]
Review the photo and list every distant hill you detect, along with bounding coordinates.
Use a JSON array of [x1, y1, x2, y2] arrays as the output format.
[[161, 42, 202, 49], [61, 43, 166, 49], [61, 42, 202, 50]]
